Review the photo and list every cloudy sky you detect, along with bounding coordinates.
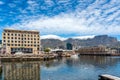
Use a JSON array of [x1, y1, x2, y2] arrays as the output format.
[[0, 0, 120, 40]]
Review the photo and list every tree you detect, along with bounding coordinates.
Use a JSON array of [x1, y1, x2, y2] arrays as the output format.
[[44, 48, 51, 53]]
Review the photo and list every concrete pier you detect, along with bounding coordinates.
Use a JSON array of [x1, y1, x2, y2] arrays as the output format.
[[0, 53, 71, 62], [99, 74, 120, 80]]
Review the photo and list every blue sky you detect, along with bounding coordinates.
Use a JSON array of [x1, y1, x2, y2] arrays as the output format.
[[0, 0, 120, 40]]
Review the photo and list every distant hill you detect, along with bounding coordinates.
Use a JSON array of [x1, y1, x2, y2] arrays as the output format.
[[41, 35, 120, 49]]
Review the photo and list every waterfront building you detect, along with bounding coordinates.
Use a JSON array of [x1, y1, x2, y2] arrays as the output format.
[[2, 28, 40, 54], [66, 43, 73, 50]]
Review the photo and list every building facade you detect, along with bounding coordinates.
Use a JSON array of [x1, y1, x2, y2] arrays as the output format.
[[2, 29, 40, 54]]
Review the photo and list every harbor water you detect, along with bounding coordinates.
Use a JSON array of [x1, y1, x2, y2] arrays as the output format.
[[0, 56, 120, 80]]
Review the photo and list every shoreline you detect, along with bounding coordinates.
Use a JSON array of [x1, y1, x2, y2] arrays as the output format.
[[0, 52, 120, 62]]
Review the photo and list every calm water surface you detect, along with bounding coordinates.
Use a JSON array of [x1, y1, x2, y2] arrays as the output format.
[[0, 56, 120, 80]]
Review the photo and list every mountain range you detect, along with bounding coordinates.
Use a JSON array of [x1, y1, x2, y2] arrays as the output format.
[[0, 35, 119, 49], [41, 35, 120, 49]]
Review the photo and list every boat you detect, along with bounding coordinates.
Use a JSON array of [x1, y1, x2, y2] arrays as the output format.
[[71, 54, 79, 59]]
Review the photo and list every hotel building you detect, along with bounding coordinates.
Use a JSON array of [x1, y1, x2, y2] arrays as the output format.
[[2, 29, 40, 54]]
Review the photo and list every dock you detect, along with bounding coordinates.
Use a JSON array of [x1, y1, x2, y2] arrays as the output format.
[[99, 74, 120, 80], [0, 53, 71, 62]]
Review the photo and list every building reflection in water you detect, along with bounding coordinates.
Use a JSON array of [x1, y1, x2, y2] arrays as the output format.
[[2, 62, 40, 80]]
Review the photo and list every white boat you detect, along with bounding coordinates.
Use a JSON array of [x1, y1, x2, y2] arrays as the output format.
[[71, 54, 79, 59]]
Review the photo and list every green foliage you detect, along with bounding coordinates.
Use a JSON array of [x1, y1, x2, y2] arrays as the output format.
[[44, 48, 51, 53]]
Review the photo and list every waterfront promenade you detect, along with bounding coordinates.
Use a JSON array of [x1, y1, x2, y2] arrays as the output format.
[[0, 52, 71, 62]]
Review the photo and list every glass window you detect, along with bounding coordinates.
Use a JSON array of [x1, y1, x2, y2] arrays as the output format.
[[8, 44, 10, 46], [8, 40, 10, 43]]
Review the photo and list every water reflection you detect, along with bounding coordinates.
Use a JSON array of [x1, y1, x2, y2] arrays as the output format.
[[1, 56, 120, 80], [2, 62, 40, 80]]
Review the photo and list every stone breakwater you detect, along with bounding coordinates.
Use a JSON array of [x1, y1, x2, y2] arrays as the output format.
[[0, 52, 72, 62]]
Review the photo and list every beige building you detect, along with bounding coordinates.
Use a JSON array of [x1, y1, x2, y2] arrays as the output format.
[[2, 29, 40, 54]]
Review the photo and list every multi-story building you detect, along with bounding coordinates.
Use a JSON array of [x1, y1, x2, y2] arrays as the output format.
[[2, 28, 40, 54]]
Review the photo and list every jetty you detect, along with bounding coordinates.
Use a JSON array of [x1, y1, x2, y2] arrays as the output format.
[[0, 52, 72, 62], [99, 74, 120, 80]]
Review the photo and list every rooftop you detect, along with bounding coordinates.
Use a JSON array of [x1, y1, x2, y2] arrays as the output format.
[[4, 28, 39, 33]]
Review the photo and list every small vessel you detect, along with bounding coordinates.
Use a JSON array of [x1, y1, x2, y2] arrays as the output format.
[[71, 54, 79, 59]]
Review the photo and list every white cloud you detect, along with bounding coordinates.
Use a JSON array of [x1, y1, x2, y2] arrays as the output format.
[[72, 35, 95, 40], [3, 0, 120, 38], [41, 34, 67, 41], [41, 34, 95, 40], [0, 1, 4, 5]]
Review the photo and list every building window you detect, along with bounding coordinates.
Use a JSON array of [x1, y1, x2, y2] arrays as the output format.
[[3, 37, 5, 39], [4, 33, 5, 35], [37, 48, 39, 50], [15, 34, 17, 36], [15, 44, 17, 46], [8, 33, 10, 36], [8, 44, 10, 46], [4, 40, 5, 42], [8, 40, 10, 43], [11, 34, 13, 36], [8, 37, 10, 39]]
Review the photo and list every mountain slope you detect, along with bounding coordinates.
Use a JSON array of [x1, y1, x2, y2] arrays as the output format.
[[41, 35, 119, 49]]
